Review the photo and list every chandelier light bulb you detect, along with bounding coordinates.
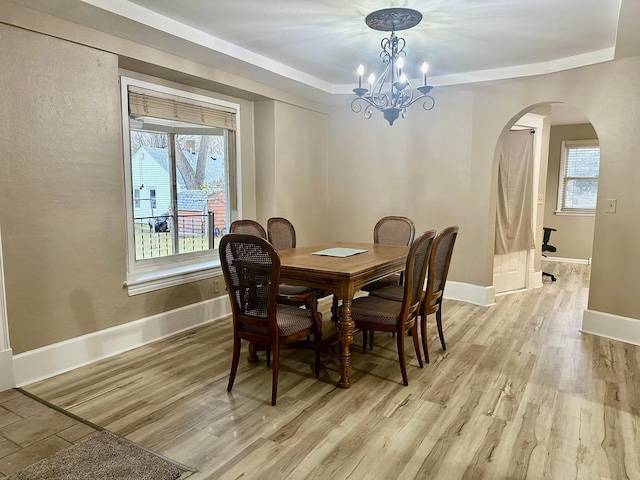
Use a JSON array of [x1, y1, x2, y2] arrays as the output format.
[[421, 62, 429, 86]]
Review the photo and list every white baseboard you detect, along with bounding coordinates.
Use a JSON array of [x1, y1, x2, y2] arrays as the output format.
[[581, 309, 640, 347], [13, 295, 232, 387], [543, 256, 590, 264], [445, 281, 496, 307]]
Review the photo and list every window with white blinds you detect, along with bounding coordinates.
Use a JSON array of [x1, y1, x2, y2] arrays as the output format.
[[557, 140, 600, 214]]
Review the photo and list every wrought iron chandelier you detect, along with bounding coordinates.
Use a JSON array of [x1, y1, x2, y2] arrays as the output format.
[[351, 8, 434, 126]]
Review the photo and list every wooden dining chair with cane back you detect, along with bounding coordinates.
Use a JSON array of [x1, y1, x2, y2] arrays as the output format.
[[342, 215, 415, 348], [419, 225, 459, 363], [220, 234, 323, 406], [341, 229, 436, 385], [231, 218, 316, 308], [371, 226, 458, 363], [229, 219, 267, 239], [266, 216, 323, 307], [361, 216, 416, 292], [267, 217, 297, 251]]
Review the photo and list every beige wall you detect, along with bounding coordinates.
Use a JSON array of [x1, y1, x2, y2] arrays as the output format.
[[254, 101, 329, 246], [0, 24, 260, 354], [543, 124, 598, 260], [328, 88, 474, 280], [329, 57, 640, 321]]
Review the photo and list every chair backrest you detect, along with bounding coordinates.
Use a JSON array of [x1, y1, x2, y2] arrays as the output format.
[[229, 219, 267, 239], [267, 217, 296, 250], [219, 234, 279, 334], [424, 226, 459, 308], [542, 227, 557, 252], [400, 229, 437, 315], [374, 216, 415, 246]]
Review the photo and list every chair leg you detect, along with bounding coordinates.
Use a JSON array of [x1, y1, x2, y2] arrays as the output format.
[[362, 330, 367, 354], [369, 330, 374, 350], [266, 345, 271, 367], [227, 335, 241, 392], [271, 342, 280, 406], [314, 333, 322, 378], [420, 314, 430, 364], [411, 323, 423, 368], [396, 328, 409, 386], [331, 295, 339, 323], [436, 306, 446, 351]]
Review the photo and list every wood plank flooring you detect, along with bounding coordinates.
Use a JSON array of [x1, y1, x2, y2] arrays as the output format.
[[24, 262, 640, 479]]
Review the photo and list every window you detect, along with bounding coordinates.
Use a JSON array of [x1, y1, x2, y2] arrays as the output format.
[[149, 189, 157, 209], [121, 77, 239, 294], [557, 140, 600, 214]]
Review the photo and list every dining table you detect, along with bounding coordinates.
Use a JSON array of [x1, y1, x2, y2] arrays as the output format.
[[276, 241, 409, 388]]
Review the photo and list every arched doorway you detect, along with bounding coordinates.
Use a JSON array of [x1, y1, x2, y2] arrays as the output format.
[[492, 103, 598, 294]]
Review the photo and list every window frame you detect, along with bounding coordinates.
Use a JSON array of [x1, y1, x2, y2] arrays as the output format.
[[120, 76, 241, 295], [556, 139, 599, 216]]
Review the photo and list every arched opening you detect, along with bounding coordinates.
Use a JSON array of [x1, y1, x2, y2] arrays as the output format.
[[492, 102, 599, 295]]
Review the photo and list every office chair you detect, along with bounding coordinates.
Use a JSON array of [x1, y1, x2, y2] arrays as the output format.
[[542, 227, 557, 282]]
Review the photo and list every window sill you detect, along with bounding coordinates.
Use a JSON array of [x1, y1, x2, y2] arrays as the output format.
[[554, 210, 595, 217], [125, 258, 222, 295]]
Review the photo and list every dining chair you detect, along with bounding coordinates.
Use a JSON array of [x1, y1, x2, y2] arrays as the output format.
[[349, 215, 415, 348], [332, 215, 416, 328], [420, 226, 459, 362], [265, 217, 321, 307], [267, 217, 296, 250], [229, 219, 267, 239], [220, 234, 323, 406], [371, 225, 459, 363], [342, 229, 436, 385], [361, 216, 416, 292]]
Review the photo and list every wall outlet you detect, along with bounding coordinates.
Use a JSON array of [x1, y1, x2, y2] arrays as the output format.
[[213, 278, 222, 294], [606, 198, 617, 214], [537, 193, 544, 205]]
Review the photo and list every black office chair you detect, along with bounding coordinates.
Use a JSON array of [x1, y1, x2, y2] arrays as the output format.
[[542, 227, 557, 282]]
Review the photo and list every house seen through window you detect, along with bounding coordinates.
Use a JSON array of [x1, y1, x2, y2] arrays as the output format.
[[557, 139, 600, 214]]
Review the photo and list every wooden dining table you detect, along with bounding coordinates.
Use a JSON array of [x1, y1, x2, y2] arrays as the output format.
[[277, 241, 409, 388]]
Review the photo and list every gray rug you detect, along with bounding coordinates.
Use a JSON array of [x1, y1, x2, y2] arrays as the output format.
[[5, 430, 187, 480]]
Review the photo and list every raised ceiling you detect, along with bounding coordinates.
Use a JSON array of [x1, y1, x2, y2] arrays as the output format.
[[8, 0, 628, 101]]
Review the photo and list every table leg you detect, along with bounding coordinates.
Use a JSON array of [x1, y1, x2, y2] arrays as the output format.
[[337, 298, 354, 388]]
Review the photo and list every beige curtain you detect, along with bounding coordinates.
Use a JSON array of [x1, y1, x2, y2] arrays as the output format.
[[495, 130, 536, 254]]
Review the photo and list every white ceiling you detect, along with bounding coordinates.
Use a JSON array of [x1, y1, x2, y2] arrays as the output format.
[[8, 0, 631, 123]]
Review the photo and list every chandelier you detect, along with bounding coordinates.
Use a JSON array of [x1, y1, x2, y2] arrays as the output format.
[[351, 8, 434, 126]]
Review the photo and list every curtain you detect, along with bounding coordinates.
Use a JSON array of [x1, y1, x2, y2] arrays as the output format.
[[495, 130, 536, 254]]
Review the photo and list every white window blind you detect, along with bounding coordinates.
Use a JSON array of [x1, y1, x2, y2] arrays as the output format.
[[557, 140, 599, 213]]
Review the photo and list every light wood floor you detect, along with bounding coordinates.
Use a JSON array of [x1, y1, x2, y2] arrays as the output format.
[[24, 262, 640, 479]]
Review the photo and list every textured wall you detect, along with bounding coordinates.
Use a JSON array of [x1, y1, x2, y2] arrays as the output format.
[[0, 25, 223, 353]]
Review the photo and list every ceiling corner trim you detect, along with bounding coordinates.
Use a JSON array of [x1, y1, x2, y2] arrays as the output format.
[[81, 0, 334, 94]]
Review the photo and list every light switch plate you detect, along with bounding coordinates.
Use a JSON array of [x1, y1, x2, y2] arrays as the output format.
[[606, 199, 617, 213]]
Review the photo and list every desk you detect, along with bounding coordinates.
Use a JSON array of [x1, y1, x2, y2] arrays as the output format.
[[277, 241, 409, 388]]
